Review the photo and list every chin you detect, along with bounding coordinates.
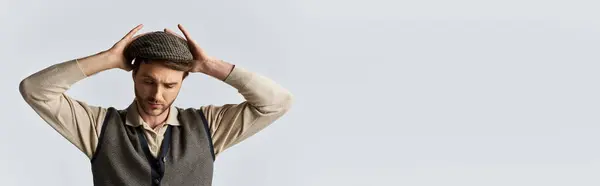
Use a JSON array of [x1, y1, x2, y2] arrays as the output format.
[[139, 102, 169, 116], [146, 109, 162, 116]]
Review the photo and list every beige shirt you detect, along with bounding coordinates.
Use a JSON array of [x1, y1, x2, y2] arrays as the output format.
[[19, 59, 293, 159]]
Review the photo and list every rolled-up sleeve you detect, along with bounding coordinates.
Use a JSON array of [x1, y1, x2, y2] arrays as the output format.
[[200, 66, 294, 157], [19, 60, 107, 158]]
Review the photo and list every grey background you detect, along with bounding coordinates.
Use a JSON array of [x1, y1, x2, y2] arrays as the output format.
[[2, 0, 600, 185]]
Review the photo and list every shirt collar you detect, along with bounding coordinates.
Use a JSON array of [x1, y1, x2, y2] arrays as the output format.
[[125, 99, 181, 127]]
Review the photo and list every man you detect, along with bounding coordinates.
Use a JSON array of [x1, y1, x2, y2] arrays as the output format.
[[19, 24, 293, 186]]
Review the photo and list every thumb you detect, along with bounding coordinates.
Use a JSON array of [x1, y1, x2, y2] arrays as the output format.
[[122, 59, 134, 71], [123, 65, 133, 72]]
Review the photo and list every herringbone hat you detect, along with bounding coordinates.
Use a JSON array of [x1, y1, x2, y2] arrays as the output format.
[[124, 31, 194, 64]]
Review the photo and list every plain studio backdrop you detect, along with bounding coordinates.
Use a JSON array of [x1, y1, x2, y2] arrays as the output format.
[[2, 0, 600, 185]]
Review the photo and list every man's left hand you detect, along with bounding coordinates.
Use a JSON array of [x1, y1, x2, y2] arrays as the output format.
[[164, 24, 218, 73], [164, 24, 234, 81]]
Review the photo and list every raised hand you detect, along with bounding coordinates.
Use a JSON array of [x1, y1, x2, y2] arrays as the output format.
[[164, 24, 218, 73], [106, 24, 145, 71]]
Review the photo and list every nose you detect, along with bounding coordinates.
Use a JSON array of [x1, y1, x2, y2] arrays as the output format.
[[149, 86, 163, 102]]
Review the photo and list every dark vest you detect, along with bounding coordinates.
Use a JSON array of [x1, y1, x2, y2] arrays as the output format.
[[90, 107, 215, 186]]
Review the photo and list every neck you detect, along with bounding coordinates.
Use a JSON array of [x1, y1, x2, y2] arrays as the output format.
[[136, 101, 169, 129]]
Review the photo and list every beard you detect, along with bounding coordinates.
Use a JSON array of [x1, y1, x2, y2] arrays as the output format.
[[134, 87, 173, 116]]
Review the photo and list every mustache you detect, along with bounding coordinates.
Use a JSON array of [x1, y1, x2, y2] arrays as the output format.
[[145, 98, 163, 104]]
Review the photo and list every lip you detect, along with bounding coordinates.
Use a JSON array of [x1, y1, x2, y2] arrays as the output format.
[[148, 102, 161, 108]]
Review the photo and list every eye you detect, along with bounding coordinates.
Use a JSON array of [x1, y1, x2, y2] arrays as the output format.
[[144, 80, 154, 85]]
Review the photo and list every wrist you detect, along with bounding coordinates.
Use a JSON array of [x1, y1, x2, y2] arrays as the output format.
[[103, 50, 125, 69], [76, 51, 122, 76], [195, 59, 216, 73], [196, 59, 234, 81]]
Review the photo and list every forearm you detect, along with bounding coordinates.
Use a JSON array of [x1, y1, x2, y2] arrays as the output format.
[[76, 51, 120, 77], [19, 54, 108, 158], [20, 59, 86, 101], [197, 59, 235, 81], [18, 24, 142, 158], [20, 51, 116, 100], [225, 66, 293, 109], [201, 65, 293, 155]]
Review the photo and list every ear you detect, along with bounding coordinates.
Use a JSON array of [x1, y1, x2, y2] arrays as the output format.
[[132, 70, 137, 81], [182, 72, 189, 80]]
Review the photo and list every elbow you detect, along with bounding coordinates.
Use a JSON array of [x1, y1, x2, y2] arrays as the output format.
[[254, 90, 294, 115], [19, 78, 32, 100], [284, 92, 294, 109], [19, 77, 42, 102], [278, 91, 294, 113]]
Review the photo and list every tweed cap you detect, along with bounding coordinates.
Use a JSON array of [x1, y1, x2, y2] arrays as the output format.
[[124, 31, 194, 64]]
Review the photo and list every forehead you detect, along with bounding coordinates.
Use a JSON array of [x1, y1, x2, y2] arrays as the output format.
[[136, 62, 184, 82]]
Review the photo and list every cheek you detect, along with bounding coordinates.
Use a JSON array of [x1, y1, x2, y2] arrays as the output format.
[[135, 84, 152, 96], [163, 88, 180, 100]]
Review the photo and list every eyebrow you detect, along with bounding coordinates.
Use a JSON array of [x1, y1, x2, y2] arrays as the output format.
[[141, 74, 155, 79], [141, 75, 179, 85]]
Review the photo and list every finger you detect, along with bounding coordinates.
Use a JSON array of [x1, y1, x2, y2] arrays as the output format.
[[114, 28, 146, 49], [122, 24, 144, 40], [177, 24, 194, 42], [177, 24, 201, 47], [163, 28, 186, 40], [123, 59, 134, 71], [124, 64, 133, 71]]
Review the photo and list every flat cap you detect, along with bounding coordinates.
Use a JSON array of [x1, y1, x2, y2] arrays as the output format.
[[124, 31, 194, 64]]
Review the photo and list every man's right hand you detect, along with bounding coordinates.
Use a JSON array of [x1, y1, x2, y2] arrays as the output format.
[[105, 24, 145, 71], [75, 24, 145, 76]]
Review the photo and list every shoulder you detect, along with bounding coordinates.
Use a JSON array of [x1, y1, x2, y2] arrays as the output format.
[[174, 106, 205, 117], [98, 107, 128, 124], [174, 106, 209, 125]]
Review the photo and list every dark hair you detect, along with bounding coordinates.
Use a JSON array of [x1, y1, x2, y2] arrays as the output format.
[[131, 58, 193, 79]]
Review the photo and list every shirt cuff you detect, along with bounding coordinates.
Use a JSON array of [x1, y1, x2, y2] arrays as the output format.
[[223, 65, 254, 90], [74, 59, 88, 77], [58, 59, 88, 84]]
